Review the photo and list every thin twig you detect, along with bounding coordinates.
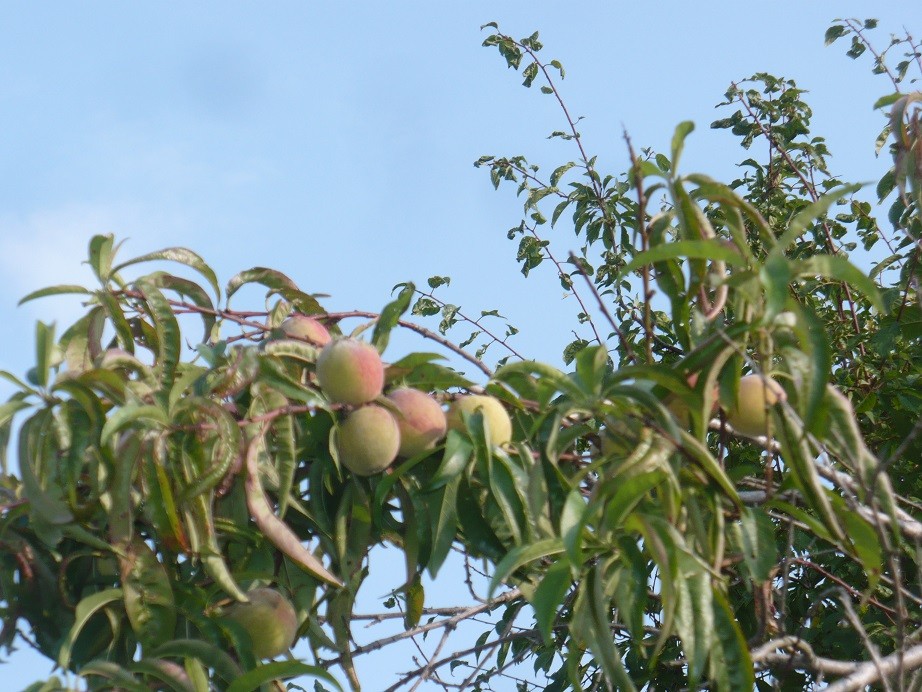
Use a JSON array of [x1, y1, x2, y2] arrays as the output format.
[[568, 252, 638, 364]]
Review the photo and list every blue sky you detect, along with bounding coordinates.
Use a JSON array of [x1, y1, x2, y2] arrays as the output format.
[[0, 2, 915, 688]]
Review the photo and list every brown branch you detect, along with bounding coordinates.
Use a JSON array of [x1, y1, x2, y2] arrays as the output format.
[[824, 643, 922, 692], [323, 588, 523, 668], [406, 290, 526, 363], [623, 132, 654, 362], [383, 629, 539, 692], [328, 310, 494, 378], [568, 252, 638, 364], [842, 19, 902, 91]]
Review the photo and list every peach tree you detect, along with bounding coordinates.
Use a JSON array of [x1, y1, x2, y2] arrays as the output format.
[[1, 16, 921, 692]]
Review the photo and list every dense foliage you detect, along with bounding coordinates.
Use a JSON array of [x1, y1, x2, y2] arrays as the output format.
[[1, 17, 921, 692]]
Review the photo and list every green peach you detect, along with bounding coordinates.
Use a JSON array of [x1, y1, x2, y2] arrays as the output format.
[[727, 374, 786, 437], [665, 372, 719, 428], [446, 395, 512, 447], [225, 588, 298, 659], [336, 404, 400, 475], [316, 338, 384, 405], [387, 387, 447, 458]]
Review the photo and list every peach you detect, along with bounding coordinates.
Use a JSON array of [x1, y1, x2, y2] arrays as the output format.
[[280, 315, 331, 346], [387, 387, 447, 457], [665, 372, 719, 428], [316, 338, 384, 405], [446, 395, 512, 447], [225, 587, 298, 659], [336, 404, 400, 475], [727, 374, 786, 437]]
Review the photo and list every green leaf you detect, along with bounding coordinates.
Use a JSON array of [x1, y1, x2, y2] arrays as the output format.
[[426, 432, 472, 490], [457, 480, 506, 562], [711, 589, 755, 691], [147, 271, 217, 341], [226, 267, 299, 301], [18, 284, 92, 306], [143, 439, 189, 553], [737, 507, 776, 581], [495, 360, 585, 401], [244, 433, 343, 587], [560, 489, 587, 566], [794, 254, 885, 312], [183, 482, 248, 602], [373, 282, 414, 352], [602, 469, 666, 530], [58, 588, 124, 670], [112, 247, 221, 301], [788, 302, 830, 433], [175, 398, 243, 503], [760, 252, 793, 323], [18, 409, 74, 525], [149, 640, 242, 684], [78, 661, 149, 692], [619, 239, 746, 279], [101, 404, 169, 447], [120, 537, 176, 649], [128, 659, 195, 692], [88, 234, 117, 284], [426, 475, 461, 577], [580, 565, 637, 691], [531, 559, 572, 642], [487, 538, 563, 598], [97, 290, 136, 354], [824, 24, 847, 45], [95, 349, 158, 389], [136, 277, 181, 390], [33, 321, 56, 389], [774, 183, 861, 252], [58, 308, 105, 373], [775, 408, 847, 544], [873, 92, 903, 110], [677, 431, 741, 506], [670, 121, 695, 170], [261, 338, 320, 364], [226, 661, 344, 692], [839, 506, 883, 591]]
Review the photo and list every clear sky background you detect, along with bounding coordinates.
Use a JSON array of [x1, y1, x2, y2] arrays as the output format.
[[0, 2, 915, 688]]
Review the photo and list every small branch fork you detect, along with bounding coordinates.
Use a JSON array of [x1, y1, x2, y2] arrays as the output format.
[[322, 588, 522, 669], [752, 637, 922, 692]]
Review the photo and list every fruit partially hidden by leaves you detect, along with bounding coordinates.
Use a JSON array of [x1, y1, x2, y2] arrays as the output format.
[[387, 387, 447, 457], [446, 394, 512, 447], [280, 314, 332, 346], [599, 417, 638, 457], [316, 338, 384, 405], [727, 374, 786, 438], [665, 372, 719, 428], [225, 588, 298, 659], [336, 404, 400, 475]]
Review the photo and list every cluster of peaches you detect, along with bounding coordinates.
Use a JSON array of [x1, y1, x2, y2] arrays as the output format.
[[279, 315, 512, 476]]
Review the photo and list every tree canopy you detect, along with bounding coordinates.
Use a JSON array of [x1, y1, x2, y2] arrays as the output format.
[[1, 17, 922, 692]]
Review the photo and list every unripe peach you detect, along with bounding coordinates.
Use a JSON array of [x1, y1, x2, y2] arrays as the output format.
[[446, 395, 512, 447], [225, 588, 298, 659], [387, 388, 447, 457], [727, 374, 786, 437], [336, 404, 400, 475], [280, 315, 331, 346], [665, 373, 719, 428], [316, 339, 384, 405]]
